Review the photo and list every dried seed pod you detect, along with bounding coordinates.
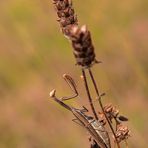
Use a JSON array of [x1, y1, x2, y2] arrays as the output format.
[[115, 124, 130, 143], [103, 104, 119, 122], [118, 115, 128, 122], [70, 25, 98, 68]]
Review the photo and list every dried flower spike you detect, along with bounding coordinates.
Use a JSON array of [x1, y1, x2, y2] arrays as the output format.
[[70, 25, 98, 68], [52, 0, 78, 38]]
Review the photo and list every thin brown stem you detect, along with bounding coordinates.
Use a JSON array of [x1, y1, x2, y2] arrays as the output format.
[[125, 140, 128, 148], [81, 68, 98, 120], [88, 68, 120, 148]]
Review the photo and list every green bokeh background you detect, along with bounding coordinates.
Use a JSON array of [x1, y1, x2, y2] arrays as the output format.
[[0, 0, 148, 147]]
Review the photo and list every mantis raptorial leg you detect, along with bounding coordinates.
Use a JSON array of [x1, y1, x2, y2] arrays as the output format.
[[61, 74, 79, 101]]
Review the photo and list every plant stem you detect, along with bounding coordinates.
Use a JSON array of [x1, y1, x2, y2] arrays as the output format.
[[81, 68, 98, 120], [88, 68, 120, 148]]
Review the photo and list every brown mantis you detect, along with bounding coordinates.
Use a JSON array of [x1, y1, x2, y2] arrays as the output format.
[[49, 74, 111, 148]]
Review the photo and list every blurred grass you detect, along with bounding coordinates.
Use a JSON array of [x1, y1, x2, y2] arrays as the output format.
[[0, 0, 148, 147]]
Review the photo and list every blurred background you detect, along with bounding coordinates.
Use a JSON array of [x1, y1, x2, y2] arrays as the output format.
[[0, 0, 148, 147]]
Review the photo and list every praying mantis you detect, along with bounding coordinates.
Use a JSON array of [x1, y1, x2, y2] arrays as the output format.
[[49, 74, 111, 148]]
